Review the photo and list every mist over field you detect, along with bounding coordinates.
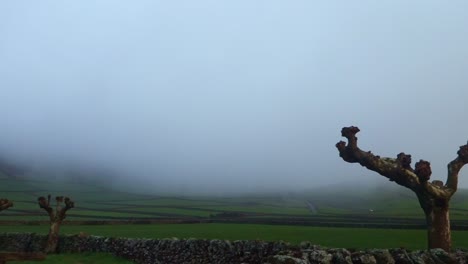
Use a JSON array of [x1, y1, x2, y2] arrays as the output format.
[[1, 1, 468, 193]]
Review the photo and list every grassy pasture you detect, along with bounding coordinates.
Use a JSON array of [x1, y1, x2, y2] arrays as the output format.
[[2, 223, 468, 250], [2, 176, 468, 226], [1, 177, 468, 252]]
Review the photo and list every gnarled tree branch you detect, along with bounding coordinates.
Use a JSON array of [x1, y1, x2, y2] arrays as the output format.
[[38, 195, 53, 221], [58, 197, 74, 220], [336, 126, 467, 200], [38, 194, 74, 222], [336, 126, 421, 191], [446, 144, 468, 195]]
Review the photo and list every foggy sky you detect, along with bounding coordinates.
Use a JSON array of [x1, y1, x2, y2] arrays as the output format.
[[1, 1, 468, 193]]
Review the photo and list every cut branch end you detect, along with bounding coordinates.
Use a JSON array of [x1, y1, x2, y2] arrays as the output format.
[[341, 126, 360, 138], [415, 160, 432, 182], [397, 152, 413, 170], [458, 144, 468, 162]]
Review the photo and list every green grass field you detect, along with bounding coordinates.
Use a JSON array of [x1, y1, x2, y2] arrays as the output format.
[[2, 223, 468, 250], [4, 175, 468, 222], [1, 174, 468, 257], [0, 172, 468, 223]]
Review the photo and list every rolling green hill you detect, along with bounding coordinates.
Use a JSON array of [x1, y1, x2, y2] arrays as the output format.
[[1, 172, 468, 227]]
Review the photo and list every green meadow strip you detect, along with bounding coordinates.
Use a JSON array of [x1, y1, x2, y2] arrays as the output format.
[[2, 223, 468, 250]]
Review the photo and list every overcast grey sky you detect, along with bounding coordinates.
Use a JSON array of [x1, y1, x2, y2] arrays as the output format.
[[1, 1, 468, 193]]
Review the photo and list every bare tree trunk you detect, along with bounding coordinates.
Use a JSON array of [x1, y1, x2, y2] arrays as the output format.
[[38, 195, 74, 253], [44, 221, 61, 253], [417, 189, 452, 251], [425, 206, 451, 251]]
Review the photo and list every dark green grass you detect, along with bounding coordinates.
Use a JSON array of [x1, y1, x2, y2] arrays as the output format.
[[70, 209, 157, 218], [191, 205, 310, 215], [8, 252, 132, 264], [127, 207, 214, 217], [1, 177, 468, 252], [2, 223, 468, 250]]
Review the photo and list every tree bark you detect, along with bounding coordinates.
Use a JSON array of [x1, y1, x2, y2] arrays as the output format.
[[44, 221, 61, 254], [425, 206, 451, 250], [417, 191, 452, 250]]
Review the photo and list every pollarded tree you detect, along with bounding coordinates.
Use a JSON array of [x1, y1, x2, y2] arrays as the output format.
[[0, 198, 12, 212], [336, 126, 468, 252], [38, 195, 74, 253]]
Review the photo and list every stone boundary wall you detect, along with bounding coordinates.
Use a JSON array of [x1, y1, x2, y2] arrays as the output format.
[[0, 233, 467, 263]]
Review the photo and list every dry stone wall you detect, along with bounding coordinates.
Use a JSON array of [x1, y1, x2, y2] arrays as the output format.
[[0, 232, 467, 263]]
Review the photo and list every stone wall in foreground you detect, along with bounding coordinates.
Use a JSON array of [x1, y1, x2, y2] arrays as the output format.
[[0, 232, 467, 264]]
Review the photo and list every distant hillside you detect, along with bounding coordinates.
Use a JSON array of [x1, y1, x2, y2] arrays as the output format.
[[0, 172, 467, 226], [0, 157, 28, 179]]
